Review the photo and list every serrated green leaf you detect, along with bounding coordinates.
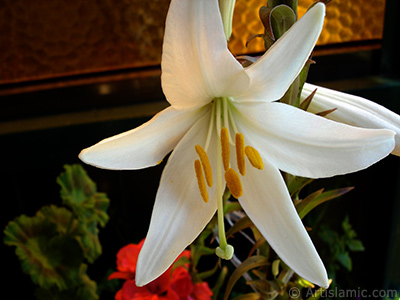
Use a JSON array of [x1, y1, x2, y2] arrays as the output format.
[[296, 187, 354, 219], [223, 256, 269, 300], [35, 264, 98, 300], [75, 219, 105, 263], [58, 164, 96, 208], [4, 206, 84, 290], [57, 165, 110, 226]]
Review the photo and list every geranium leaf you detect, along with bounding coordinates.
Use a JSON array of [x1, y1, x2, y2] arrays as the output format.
[[57, 165, 110, 226], [34, 264, 98, 300], [4, 206, 83, 290]]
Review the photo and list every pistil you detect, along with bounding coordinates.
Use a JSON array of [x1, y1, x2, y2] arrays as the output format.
[[193, 98, 265, 261]]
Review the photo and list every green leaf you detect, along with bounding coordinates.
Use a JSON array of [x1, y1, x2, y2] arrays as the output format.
[[287, 176, 314, 196], [226, 216, 254, 239], [270, 5, 296, 40], [259, 6, 274, 40], [57, 164, 110, 262], [223, 256, 269, 300], [267, 0, 298, 15], [4, 205, 84, 290], [58, 165, 97, 209], [232, 293, 261, 300], [76, 220, 102, 263], [212, 266, 228, 300], [296, 187, 354, 219], [337, 251, 352, 271], [35, 264, 98, 300], [346, 239, 365, 252], [299, 81, 317, 111], [57, 164, 110, 226]]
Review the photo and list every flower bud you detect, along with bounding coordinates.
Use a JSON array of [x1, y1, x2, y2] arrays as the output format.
[[219, 0, 236, 40]]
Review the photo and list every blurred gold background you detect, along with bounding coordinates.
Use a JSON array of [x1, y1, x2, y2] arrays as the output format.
[[0, 0, 386, 85]]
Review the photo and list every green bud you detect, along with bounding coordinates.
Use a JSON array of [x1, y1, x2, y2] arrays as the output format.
[[219, 0, 236, 40]]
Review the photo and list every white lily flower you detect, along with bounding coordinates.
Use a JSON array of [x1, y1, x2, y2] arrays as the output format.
[[304, 82, 400, 156], [79, 0, 395, 289]]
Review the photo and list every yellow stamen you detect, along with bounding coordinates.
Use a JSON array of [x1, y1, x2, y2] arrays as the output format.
[[235, 133, 245, 176], [194, 159, 209, 203], [195, 145, 213, 187], [224, 168, 243, 198], [245, 146, 264, 170], [221, 127, 230, 171]]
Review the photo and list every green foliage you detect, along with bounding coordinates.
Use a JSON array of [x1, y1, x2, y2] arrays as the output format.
[[318, 216, 364, 274], [4, 164, 109, 300]]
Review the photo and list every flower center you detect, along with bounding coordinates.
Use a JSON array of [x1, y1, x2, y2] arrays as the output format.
[[193, 97, 264, 260]]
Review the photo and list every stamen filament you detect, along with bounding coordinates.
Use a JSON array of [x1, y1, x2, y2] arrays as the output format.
[[227, 103, 239, 135], [224, 168, 243, 198], [194, 159, 209, 203], [221, 127, 230, 171], [245, 146, 264, 170], [204, 104, 216, 151], [195, 145, 213, 187], [223, 98, 229, 134], [235, 133, 246, 176]]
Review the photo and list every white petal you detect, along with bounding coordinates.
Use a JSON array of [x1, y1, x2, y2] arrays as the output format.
[[304, 82, 400, 156], [162, 0, 249, 109], [79, 106, 207, 169], [234, 3, 325, 103], [238, 158, 329, 288], [135, 111, 219, 286], [234, 101, 395, 178]]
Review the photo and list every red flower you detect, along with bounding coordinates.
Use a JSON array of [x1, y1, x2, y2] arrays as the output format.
[[109, 240, 212, 300]]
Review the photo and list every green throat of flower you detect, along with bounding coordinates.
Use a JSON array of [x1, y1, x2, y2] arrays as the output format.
[[193, 97, 264, 260]]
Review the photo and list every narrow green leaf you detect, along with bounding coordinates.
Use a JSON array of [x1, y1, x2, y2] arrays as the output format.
[[287, 176, 314, 196], [316, 108, 337, 117], [226, 216, 254, 239], [224, 202, 242, 215], [232, 293, 261, 300], [223, 256, 269, 300], [299, 87, 317, 111], [297, 187, 354, 219], [212, 266, 228, 300]]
